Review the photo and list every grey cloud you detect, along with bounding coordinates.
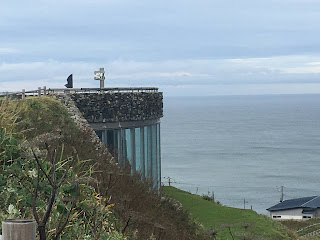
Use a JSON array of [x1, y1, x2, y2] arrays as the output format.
[[1, 0, 320, 62], [1, 56, 320, 92], [1, 1, 320, 95]]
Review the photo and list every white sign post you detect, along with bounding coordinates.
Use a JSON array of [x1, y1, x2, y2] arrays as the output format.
[[94, 68, 105, 89]]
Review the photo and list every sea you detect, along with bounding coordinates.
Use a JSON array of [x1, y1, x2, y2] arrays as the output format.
[[161, 94, 320, 214]]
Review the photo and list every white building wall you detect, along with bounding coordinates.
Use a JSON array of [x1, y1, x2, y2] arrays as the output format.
[[270, 208, 314, 220], [315, 209, 320, 217]]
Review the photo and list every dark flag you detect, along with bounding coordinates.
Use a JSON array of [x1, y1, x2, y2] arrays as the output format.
[[65, 74, 73, 88]]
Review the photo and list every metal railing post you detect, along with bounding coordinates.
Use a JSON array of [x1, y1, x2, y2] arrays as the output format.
[[2, 219, 36, 240]]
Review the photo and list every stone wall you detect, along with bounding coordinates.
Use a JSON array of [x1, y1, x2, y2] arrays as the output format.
[[54, 94, 114, 163], [70, 92, 163, 123]]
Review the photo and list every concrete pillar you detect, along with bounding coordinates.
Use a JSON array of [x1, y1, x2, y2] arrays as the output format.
[[38, 87, 41, 97], [2, 219, 36, 240], [43, 86, 46, 95], [22, 89, 25, 100]]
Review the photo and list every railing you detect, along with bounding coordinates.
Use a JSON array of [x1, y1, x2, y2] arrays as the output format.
[[297, 223, 320, 233], [47, 87, 159, 94], [300, 228, 320, 238], [0, 87, 159, 99]]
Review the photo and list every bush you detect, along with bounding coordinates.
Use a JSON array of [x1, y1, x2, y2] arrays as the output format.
[[202, 194, 214, 202]]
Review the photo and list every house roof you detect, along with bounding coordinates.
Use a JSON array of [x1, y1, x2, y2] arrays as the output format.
[[267, 196, 320, 211]]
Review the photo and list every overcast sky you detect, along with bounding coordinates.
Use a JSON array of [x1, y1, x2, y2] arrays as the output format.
[[1, 0, 320, 96]]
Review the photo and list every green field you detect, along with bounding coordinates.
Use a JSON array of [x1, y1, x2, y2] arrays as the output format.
[[163, 186, 297, 240]]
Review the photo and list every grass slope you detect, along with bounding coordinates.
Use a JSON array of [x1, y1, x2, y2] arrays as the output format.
[[1, 98, 205, 239], [163, 186, 297, 240], [281, 218, 320, 239]]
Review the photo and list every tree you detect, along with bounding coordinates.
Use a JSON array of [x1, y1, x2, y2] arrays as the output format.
[[32, 143, 79, 240]]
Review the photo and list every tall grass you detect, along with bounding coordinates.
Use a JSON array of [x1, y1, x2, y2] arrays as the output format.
[[0, 100, 25, 163], [0, 100, 23, 133]]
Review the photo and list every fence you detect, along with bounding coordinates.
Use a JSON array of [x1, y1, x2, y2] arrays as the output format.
[[0, 87, 159, 100]]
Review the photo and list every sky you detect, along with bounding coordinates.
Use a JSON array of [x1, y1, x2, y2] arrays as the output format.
[[1, 0, 320, 96]]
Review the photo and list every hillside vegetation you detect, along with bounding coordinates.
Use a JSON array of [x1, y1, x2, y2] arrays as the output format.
[[281, 218, 320, 239], [0, 97, 205, 239], [163, 186, 298, 240]]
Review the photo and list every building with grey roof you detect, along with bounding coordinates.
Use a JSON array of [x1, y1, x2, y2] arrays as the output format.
[[267, 196, 320, 220]]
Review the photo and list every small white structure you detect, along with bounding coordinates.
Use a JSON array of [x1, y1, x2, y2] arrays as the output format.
[[267, 196, 320, 220]]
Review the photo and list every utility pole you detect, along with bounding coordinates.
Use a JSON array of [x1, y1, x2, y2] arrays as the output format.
[[163, 177, 173, 186], [280, 186, 284, 202], [244, 199, 248, 209], [212, 191, 215, 202]]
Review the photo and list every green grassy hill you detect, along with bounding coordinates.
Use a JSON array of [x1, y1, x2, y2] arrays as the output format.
[[163, 186, 297, 240]]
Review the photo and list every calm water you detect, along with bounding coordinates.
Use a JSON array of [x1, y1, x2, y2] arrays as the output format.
[[161, 94, 320, 214]]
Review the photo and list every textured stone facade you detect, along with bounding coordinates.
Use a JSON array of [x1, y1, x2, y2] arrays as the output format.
[[53, 91, 162, 188], [54, 94, 114, 162], [70, 92, 163, 123]]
